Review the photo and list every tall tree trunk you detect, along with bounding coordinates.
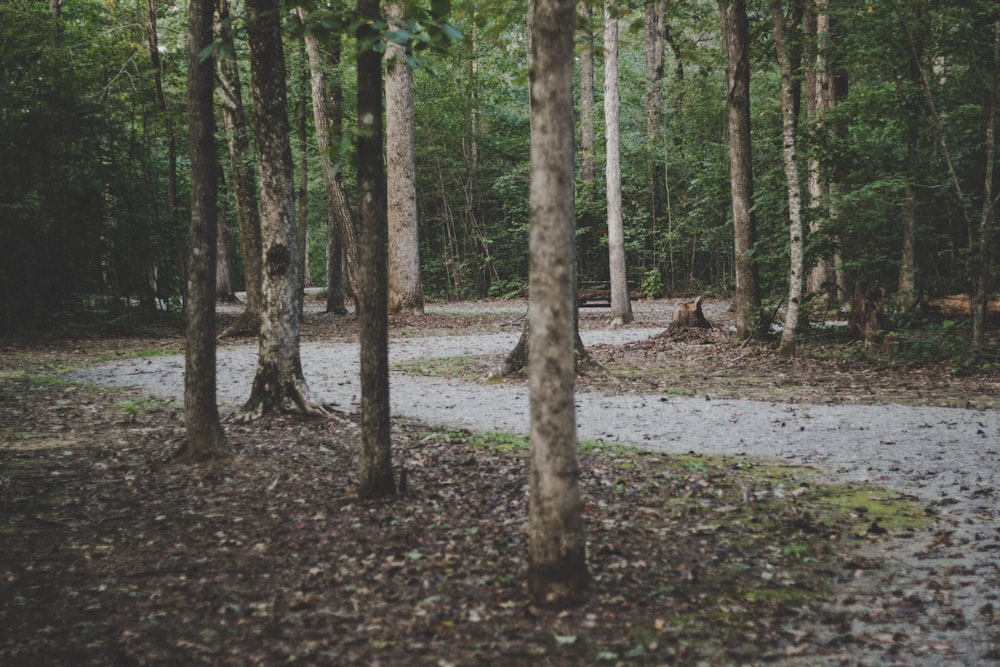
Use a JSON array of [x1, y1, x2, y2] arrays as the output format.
[[644, 0, 666, 142], [604, 3, 633, 325], [773, 0, 805, 358], [243, 0, 324, 417], [296, 35, 310, 292], [182, 0, 228, 461], [299, 9, 362, 307], [385, 0, 424, 316], [973, 12, 999, 350], [146, 0, 185, 309], [356, 0, 396, 498], [527, 0, 589, 607], [805, 0, 835, 304], [578, 2, 596, 184], [719, 0, 762, 339], [215, 197, 237, 301], [216, 0, 264, 320]]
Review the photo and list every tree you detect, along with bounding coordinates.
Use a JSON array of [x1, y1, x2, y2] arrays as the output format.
[[181, 0, 228, 461], [526, 0, 589, 607], [242, 0, 325, 417], [299, 7, 362, 309], [356, 0, 397, 498], [604, 2, 633, 325], [773, 0, 805, 358], [386, 0, 425, 316], [719, 0, 762, 340], [973, 11, 998, 350], [216, 0, 264, 325]]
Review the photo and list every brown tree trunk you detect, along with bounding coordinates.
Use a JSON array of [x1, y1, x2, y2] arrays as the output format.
[[973, 14, 999, 350], [604, 3, 633, 325], [773, 0, 805, 358], [216, 0, 263, 320], [296, 35, 310, 292], [146, 0, 185, 309], [719, 0, 762, 340], [527, 0, 589, 606], [848, 280, 891, 350], [182, 0, 228, 461], [385, 0, 424, 316], [242, 0, 324, 418], [356, 0, 396, 498]]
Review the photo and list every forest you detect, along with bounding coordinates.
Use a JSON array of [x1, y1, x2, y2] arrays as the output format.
[[2, 0, 1000, 664], [2, 0, 997, 338]]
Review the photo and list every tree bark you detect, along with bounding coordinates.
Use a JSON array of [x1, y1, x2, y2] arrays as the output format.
[[242, 0, 323, 417], [578, 2, 596, 184], [527, 0, 589, 607], [356, 0, 396, 498], [385, 1, 424, 316], [296, 35, 310, 292], [603, 3, 633, 326], [773, 0, 805, 358], [973, 12, 998, 350], [299, 9, 361, 308], [719, 0, 762, 340], [182, 0, 228, 461]]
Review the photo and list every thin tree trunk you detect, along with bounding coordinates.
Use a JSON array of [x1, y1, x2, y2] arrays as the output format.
[[527, 0, 589, 607], [385, 0, 424, 316], [296, 35, 310, 292], [216, 0, 263, 321], [973, 12, 999, 349], [182, 0, 228, 461], [242, 0, 325, 418], [719, 0, 762, 339], [604, 3, 633, 325], [773, 0, 805, 358], [805, 0, 834, 304], [299, 8, 361, 306], [146, 0, 185, 309], [356, 0, 396, 498]]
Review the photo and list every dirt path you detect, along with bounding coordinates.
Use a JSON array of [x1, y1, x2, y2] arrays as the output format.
[[68, 302, 1000, 664]]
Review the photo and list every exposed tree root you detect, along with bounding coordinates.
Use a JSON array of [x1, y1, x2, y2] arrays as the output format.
[[236, 376, 338, 423], [218, 309, 260, 339]]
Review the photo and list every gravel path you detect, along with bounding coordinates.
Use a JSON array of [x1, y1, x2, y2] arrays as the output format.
[[69, 303, 1000, 665]]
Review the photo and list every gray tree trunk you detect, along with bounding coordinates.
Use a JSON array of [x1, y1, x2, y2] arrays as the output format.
[[719, 0, 762, 340], [181, 0, 227, 460], [527, 0, 589, 607], [356, 0, 396, 498], [385, 1, 424, 316], [216, 0, 263, 320], [603, 3, 633, 325], [773, 0, 805, 358], [299, 9, 361, 309], [578, 1, 596, 184], [243, 0, 323, 417]]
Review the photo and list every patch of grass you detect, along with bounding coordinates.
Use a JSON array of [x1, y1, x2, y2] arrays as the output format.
[[393, 354, 494, 380]]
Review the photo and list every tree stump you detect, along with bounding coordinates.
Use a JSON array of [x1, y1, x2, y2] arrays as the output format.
[[848, 280, 891, 350], [669, 296, 712, 330]]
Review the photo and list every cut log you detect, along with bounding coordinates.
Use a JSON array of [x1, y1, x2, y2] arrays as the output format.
[[669, 296, 712, 330], [848, 280, 891, 349]]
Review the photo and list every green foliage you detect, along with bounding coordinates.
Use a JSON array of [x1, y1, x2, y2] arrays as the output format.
[[640, 268, 664, 300]]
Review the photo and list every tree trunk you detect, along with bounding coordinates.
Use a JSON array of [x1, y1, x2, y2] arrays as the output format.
[[669, 296, 711, 330], [299, 9, 362, 308], [719, 0, 762, 340], [578, 2, 596, 185], [848, 280, 890, 350], [216, 0, 263, 320], [603, 3, 633, 326], [356, 0, 396, 498], [527, 0, 589, 607], [146, 0, 185, 309], [805, 0, 836, 305], [182, 0, 227, 461], [296, 35, 310, 292], [773, 0, 805, 358], [385, 1, 424, 316], [973, 13, 998, 350], [242, 0, 323, 418]]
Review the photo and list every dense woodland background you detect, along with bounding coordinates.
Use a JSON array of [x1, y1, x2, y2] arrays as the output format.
[[1, 0, 998, 340]]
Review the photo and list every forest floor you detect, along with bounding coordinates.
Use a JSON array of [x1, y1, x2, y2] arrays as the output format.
[[2, 296, 1000, 665]]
